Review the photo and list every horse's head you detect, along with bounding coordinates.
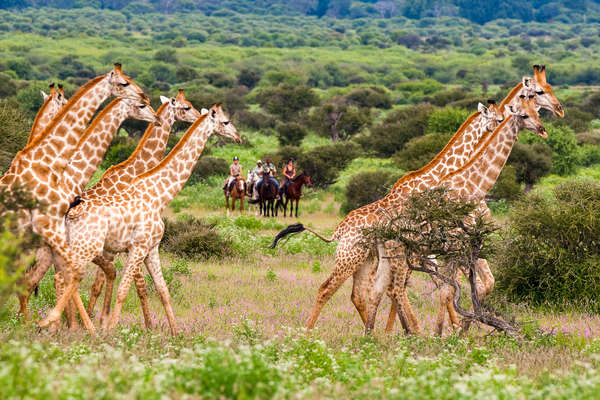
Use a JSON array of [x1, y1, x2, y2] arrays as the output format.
[[303, 172, 312, 188], [236, 177, 245, 192]]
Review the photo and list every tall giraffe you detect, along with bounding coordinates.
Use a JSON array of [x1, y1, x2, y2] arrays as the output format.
[[1, 63, 150, 334], [26, 83, 68, 145], [16, 97, 159, 322], [272, 67, 563, 333], [53, 104, 240, 334], [379, 96, 547, 335]]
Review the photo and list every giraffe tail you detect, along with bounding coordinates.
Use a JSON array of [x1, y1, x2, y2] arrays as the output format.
[[270, 223, 333, 249]]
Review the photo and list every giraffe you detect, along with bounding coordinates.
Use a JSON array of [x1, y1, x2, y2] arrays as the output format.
[[53, 104, 240, 334], [271, 67, 564, 334], [83, 89, 202, 324], [1, 63, 150, 335], [378, 95, 547, 335], [26, 83, 69, 145], [16, 97, 160, 324]]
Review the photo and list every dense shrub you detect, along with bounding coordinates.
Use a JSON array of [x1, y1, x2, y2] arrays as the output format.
[[495, 180, 600, 308], [507, 142, 553, 188], [521, 125, 579, 176], [16, 84, 47, 115], [551, 108, 594, 133], [237, 68, 262, 89], [358, 103, 434, 157], [296, 142, 361, 188], [187, 156, 229, 185], [309, 103, 370, 141], [393, 132, 452, 171], [0, 72, 17, 98], [99, 136, 138, 169], [344, 86, 392, 109], [161, 215, 231, 260], [235, 110, 276, 130], [340, 170, 400, 214], [276, 122, 307, 146], [578, 144, 600, 167], [426, 107, 471, 134], [488, 165, 521, 202], [256, 84, 319, 119], [576, 133, 600, 146], [0, 100, 30, 174]]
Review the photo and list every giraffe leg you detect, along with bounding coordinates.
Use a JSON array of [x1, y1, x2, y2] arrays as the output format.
[[384, 302, 397, 334], [51, 252, 79, 331], [306, 243, 368, 330], [106, 247, 148, 332], [92, 254, 115, 326], [134, 262, 153, 330], [87, 268, 106, 319], [143, 246, 177, 335], [350, 257, 373, 326], [17, 245, 53, 319], [389, 258, 421, 335], [365, 243, 394, 333]]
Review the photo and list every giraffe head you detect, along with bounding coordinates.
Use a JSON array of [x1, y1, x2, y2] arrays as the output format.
[[205, 103, 242, 143], [478, 100, 505, 132], [106, 62, 149, 104], [526, 65, 564, 118], [40, 83, 68, 108], [159, 89, 202, 123], [121, 98, 162, 126], [505, 95, 547, 138]]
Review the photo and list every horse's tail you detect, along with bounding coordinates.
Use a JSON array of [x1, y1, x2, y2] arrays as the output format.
[[270, 223, 334, 248]]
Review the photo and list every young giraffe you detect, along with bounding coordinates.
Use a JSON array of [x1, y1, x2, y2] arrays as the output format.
[[26, 83, 69, 145], [272, 66, 564, 334], [84, 90, 202, 325], [272, 101, 504, 327], [57, 104, 240, 334], [1, 64, 150, 334], [16, 97, 159, 324], [379, 95, 547, 335]]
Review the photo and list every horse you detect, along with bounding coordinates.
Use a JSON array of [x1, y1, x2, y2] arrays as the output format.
[[278, 172, 312, 218], [258, 177, 278, 217], [246, 170, 260, 215], [225, 176, 245, 216]]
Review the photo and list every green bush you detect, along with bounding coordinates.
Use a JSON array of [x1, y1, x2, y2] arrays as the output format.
[[309, 103, 370, 141], [187, 156, 229, 186], [0, 99, 30, 174], [0, 72, 17, 98], [161, 215, 231, 260], [507, 142, 553, 188], [495, 180, 600, 308], [393, 132, 452, 171], [255, 84, 319, 119], [578, 144, 600, 167], [521, 124, 579, 176], [488, 165, 521, 202], [344, 86, 392, 109], [99, 137, 138, 170], [340, 170, 400, 214], [296, 141, 361, 188], [426, 107, 471, 134], [276, 122, 307, 146], [551, 108, 594, 133]]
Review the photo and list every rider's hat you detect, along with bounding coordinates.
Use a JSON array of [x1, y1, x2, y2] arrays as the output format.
[[233, 156, 239, 161], [257, 159, 262, 164]]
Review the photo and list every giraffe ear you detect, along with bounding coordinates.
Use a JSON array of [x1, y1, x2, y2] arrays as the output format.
[[477, 102, 487, 114], [522, 77, 531, 88], [201, 108, 209, 115], [41, 90, 49, 101], [160, 95, 170, 104]]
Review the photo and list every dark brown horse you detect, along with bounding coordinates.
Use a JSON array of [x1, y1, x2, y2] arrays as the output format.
[[278, 172, 312, 218], [225, 177, 245, 216], [259, 178, 278, 217]]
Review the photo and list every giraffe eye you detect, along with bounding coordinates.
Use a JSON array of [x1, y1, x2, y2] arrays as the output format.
[[120, 82, 130, 87], [184, 106, 191, 111], [522, 115, 529, 119], [536, 90, 544, 95], [139, 104, 146, 109], [223, 121, 230, 125]]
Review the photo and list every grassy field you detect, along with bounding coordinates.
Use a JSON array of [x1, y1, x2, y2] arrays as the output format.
[[3, 196, 600, 399]]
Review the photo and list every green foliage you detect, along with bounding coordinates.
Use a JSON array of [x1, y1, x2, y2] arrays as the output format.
[[488, 165, 522, 202], [16, 83, 46, 115], [309, 103, 369, 141], [296, 141, 361, 188], [495, 180, 600, 308], [344, 86, 392, 109], [186, 156, 229, 186], [256, 84, 319, 119], [0, 99, 30, 174], [99, 137, 137, 170], [276, 122, 307, 146], [340, 170, 400, 214], [0, 72, 17, 98], [393, 132, 452, 171], [507, 142, 553, 186], [161, 215, 232, 260], [521, 124, 580, 176], [426, 107, 471, 134], [237, 68, 262, 89]]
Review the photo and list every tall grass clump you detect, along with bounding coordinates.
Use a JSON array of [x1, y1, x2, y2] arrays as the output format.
[[495, 180, 600, 309], [161, 215, 231, 260]]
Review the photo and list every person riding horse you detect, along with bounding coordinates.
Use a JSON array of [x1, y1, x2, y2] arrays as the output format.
[[280, 158, 296, 198], [257, 156, 279, 199], [223, 156, 242, 195]]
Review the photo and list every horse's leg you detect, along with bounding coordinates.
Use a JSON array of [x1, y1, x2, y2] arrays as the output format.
[[295, 198, 299, 218], [240, 195, 244, 214]]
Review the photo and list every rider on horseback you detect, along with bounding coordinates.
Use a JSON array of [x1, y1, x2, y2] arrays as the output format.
[[280, 158, 296, 198], [257, 156, 280, 198], [223, 156, 242, 195]]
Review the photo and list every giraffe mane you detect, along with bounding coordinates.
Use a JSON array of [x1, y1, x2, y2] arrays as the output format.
[[100, 101, 170, 178], [440, 115, 513, 182], [499, 82, 524, 110], [133, 112, 209, 181], [21, 75, 106, 153], [389, 110, 482, 191], [29, 94, 54, 139], [72, 98, 123, 151]]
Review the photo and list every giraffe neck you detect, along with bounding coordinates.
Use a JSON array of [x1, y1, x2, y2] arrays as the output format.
[[500, 82, 524, 110], [133, 114, 211, 209], [61, 98, 129, 200], [27, 97, 60, 145], [444, 115, 520, 199], [88, 103, 176, 195]]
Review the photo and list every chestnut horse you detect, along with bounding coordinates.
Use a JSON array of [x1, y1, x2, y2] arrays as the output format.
[[225, 177, 245, 216], [278, 172, 312, 218]]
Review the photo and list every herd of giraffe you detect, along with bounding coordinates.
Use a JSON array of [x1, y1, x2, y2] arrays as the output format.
[[2, 63, 240, 335], [272, 64, 564, 336], [2, 63, 563, 337]]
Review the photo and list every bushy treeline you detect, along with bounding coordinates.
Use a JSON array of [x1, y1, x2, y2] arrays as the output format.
[[4, 0, 600, 25]]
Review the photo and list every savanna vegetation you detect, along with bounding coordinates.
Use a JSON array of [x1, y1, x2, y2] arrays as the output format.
[[1, 2, 600, 398]]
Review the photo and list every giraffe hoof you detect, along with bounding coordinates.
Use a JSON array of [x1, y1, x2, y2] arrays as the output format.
[[39, 310, 61, 328]]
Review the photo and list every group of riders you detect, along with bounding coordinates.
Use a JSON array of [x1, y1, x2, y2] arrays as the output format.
[[223, 156, 296, 200]]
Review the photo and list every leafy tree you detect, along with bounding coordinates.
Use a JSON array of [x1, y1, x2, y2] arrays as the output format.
[[237, 68, 262, 89], [488, 165, 521, 202], [148, 63, 176, 83], [341, 170, 400, 214], [393, 132, 452, 171], [0, 73, 17, 98], [276, 122, 307, 146], [154, 48, 178, 64], [0, 100, 30, 174], [296, 141, 361, 187], [310, 102, 369, 142], [16, 84, 47, 115], [507, 142, 552, 189], [256, 84, 319, 119], [344, 86, 391, 109], [6, 58, 32, 80], [175, 65, 198, 83], [426, 107, 470, 134]]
